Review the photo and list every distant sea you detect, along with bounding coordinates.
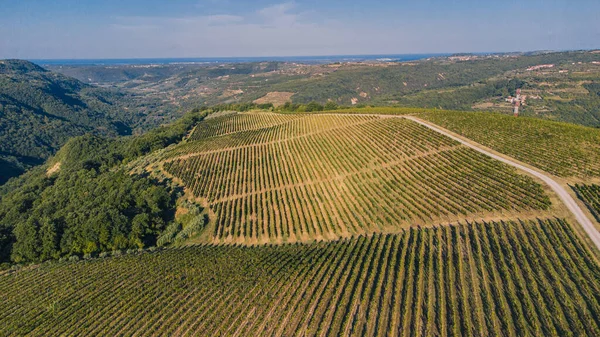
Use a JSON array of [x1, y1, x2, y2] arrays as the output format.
[[32, 54, 450, 66]]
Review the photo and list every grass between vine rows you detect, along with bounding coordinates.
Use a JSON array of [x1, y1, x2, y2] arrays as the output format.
[[418, 110, 600, 179], [160, 112, 553, 244], [1, 219, 599, 336]]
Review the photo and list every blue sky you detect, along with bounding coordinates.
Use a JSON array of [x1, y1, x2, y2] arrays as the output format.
[[1, 0, 598, 59]]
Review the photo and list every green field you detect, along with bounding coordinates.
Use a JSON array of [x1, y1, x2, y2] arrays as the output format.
[[1, 219, 599, 336], [573, 184, 600, 222], [419, 111, 600, 178], [161, 113, 551, 243]]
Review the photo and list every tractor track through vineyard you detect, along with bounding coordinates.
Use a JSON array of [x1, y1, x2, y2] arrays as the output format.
[[159, 113, 554, 244], [3, 112, 600, 336], [404, 115, 600, 252]]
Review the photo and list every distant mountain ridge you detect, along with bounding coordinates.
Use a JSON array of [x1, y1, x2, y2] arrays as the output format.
[[0, 59, 133, 184]]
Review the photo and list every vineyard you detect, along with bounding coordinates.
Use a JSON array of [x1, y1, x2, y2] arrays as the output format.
[[418, 110, 600, 178], [188, 113, 306, 140], [169, 113, 378, 156], [573, 184, 600, 223], [2, 219, 600, 336], [161, 113, 552, 243]]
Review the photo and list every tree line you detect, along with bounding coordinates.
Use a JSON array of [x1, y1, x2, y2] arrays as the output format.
[[0, 109, 207, 266]]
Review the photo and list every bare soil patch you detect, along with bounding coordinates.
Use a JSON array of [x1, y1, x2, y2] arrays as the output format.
[[46, 162, 61, 176], [253, 92, 294, 107]]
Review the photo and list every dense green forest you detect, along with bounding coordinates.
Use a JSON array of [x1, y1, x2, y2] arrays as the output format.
[[0, 60, 137, 184], [48, 62, 284, 85], [0, 109, 207, 265], [0, 60, 288, 185]]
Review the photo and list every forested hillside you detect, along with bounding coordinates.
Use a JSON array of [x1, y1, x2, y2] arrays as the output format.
[[0, 60, 134, 183], [0, 110, 207, 264], [271, 52, 600, 126], [48, 62, 283, 85]]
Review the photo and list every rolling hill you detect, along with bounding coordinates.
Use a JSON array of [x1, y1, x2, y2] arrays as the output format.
[[1, 106, 600, 335], [46, 51, 600, 128], [160, 112, 552, 244]]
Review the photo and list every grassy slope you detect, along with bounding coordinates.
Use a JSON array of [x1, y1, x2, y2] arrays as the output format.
[[1, 219, 599, 336]]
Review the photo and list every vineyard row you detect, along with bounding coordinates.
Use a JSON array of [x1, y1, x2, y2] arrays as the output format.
[[189, 112, 305, 140], [573, 184, 600, 223], [169, 114, 380, 157], [419, 111, 600, 178], [165, 117, 551, 242], [1, 219, 599, 336]]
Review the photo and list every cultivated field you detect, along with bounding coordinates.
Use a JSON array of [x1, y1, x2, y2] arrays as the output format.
[[187, 113, 305, 140], [573, 184, 600, 222], [1, 219, 599, 336], [162, 113, 552, 243], [419, 111, 600, 178]]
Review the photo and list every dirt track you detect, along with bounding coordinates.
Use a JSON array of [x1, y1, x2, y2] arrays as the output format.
[[404, 115, 600, 252]]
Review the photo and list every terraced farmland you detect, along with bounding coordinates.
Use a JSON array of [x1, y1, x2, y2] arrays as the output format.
[[419, 110, 600, 178], [573, 184, 600, 222], [188, 112, 305, 140], [2, 219, 599, 336], [169, 113, 377, 155], [163, 113, 551, 243]]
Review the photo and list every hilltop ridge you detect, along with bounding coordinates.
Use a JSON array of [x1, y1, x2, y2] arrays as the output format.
[[0, 59, 47, 74], [0, 60, 132, 183]]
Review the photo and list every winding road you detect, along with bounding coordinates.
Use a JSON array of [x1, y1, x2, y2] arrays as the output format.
[[404, 115, 600, 252]]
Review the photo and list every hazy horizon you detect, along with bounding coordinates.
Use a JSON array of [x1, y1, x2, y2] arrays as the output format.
[[21, 49, 597, 63], [2, 0, 599, 59]]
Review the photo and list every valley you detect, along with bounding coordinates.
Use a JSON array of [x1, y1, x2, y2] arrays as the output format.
[[46, 50, 600, 128]]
